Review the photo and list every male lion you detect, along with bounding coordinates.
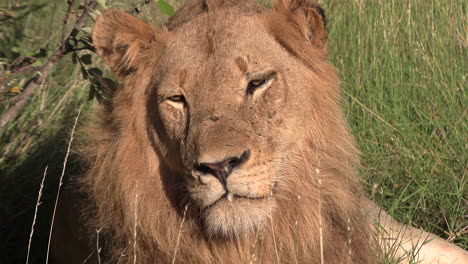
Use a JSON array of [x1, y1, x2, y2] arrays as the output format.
[[52, 0, 468, 263]]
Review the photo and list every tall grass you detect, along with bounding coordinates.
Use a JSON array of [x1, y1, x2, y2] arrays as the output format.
[[0, 0, 466, 263], [326, 0, 467, 247]]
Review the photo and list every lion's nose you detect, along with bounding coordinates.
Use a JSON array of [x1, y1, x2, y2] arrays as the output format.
[[195, 150, 250, 187]]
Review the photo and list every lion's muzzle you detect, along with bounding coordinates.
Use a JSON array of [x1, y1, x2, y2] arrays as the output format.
[[193, 149, 250, 188]]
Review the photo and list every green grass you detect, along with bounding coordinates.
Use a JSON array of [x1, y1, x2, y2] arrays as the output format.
[[0, 0, 466, 263], [325, 0, 467, 248]]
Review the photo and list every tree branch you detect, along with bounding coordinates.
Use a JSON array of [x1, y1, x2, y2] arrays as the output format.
[[131, 0, 155, 14], [0, 1, 98, 131], [61, 0, 77, 42]]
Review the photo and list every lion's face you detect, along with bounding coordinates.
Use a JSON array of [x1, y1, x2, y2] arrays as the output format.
[[93, 0, 330, 237], [154, 14, 321, 236]]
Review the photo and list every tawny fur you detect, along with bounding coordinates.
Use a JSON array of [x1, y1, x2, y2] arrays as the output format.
[[51, 1, 467, 264]]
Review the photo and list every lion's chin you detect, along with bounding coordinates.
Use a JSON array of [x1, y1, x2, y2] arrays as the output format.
[[202, 196, 276, 238]]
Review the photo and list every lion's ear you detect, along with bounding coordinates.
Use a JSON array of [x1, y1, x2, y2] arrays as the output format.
[[272, 0, 327, 51], [93, 9, 156, 76]]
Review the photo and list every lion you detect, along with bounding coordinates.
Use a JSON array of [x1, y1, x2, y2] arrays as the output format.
[[51, 0, 468, 263]]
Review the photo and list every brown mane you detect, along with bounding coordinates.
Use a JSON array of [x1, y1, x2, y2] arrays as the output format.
[[79, 0, 380, 263]]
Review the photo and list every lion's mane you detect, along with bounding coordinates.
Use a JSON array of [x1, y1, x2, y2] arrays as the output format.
[[80, 0, 380, 263]]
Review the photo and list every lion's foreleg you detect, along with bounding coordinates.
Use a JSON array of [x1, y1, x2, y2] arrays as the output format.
[[363, 198, 468, 264]]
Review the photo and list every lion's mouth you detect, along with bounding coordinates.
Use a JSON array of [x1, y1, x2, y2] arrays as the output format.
[[204, 192, 272, 210], [200, 188, 278, 236]]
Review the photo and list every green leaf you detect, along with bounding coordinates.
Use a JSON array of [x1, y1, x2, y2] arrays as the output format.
[[88, 84, 96, 101], [100, 77, 117, 97], [11, 46, 20, 53], [88, 67, 103, 77], [89, 10, 101, 20], [32, 60, 43, 67], [96, 0, 107, 9], [81, 27, 92, 34], [157, 0, 174, 16], [81, 54, 93, 65]]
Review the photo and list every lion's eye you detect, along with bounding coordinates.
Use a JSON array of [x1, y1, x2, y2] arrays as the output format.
[[167, 95, 185, 103], [247, 79, 267, 95], [246, 71, 276, 96]]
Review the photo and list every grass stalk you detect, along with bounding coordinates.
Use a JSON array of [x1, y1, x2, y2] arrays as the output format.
[[172, 205, 188, 264], [45, 105, 82, 263], [25, 166, 48, 264]]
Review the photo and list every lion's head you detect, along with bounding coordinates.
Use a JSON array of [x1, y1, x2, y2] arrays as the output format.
[[85, 0, 379, 263]]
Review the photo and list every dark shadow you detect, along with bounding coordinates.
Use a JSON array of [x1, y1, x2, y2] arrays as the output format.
[[0, 102, 84, 264], [146, 84, 189, 215]]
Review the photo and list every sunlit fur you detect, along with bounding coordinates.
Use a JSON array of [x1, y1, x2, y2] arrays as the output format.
[[80, 0, 381, 263]]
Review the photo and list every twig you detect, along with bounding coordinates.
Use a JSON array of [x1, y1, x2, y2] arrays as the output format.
[[0, 56, 37, 90], [81, 250, 95, 264], [6, 56, 37, 72], [116, 243, 130, 264], [96, 228, 103, 264], [0, 1, 97, 132], [61, 0, 78, 42], [45, 105, 82, 264], [25, 166, 48, 264], [131, 0, 155, 14]]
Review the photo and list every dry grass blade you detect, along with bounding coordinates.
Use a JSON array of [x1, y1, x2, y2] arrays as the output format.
[[96, 228, 102, 264], [298, 144, 324, 264], [25, 165, 48, 264], [269, 214, 280, 264], [171, 205, 188, 264], [133, 192, 138, 264], [45, 105, 82, 263]]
